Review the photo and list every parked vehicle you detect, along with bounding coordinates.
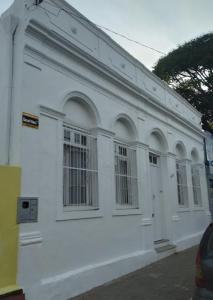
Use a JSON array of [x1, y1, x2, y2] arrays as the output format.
[[193, 223, 213, 299]]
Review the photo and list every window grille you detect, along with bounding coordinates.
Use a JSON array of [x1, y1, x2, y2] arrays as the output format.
[[114, 143, 138, 209], [63, 127, 98, 209], [149, 153, 158, 165], [191, 165, 202, 206], [176, 161, 188, 206]]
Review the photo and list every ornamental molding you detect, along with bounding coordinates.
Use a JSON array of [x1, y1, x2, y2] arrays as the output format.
[[43, 0, 201, 118], [141, 218, 153, 226], [39, 104, 65, 120], [25, 21, 203, 137], [91, 127, 115, 138], [130, 141, 149, 149], [20, 231, 43, 246]]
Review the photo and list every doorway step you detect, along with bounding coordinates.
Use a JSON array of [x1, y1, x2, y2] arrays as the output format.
[[154, 239, 177, 259]]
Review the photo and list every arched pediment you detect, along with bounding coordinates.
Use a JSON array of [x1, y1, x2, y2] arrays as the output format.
[[191, 147, 200, 163], [112, 114, 138, 142], [62, 91, 101, 128], [174, 141, 187, 160], [146, 128, 168, 153]]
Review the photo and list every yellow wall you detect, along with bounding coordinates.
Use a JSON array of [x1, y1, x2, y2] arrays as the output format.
[[0, 166, 21, 294]]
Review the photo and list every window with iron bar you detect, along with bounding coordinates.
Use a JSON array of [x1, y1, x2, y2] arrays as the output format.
[[149, 153, 159, 165], [114, 143, 138, 209], [191, 165, 202, 206], [63, 127, 98, 210], [176, 160, 188, 207]]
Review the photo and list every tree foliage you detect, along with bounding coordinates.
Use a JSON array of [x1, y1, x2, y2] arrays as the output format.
[[153, 32, 213, 133]]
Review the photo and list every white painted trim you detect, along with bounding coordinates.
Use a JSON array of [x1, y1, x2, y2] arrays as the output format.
[[39, 249, 156, 300], [56, 210, 104, 221], [177, 208, 190, 213], [171, 215, 180, 222], [130, 141, 149, 149], [141, 218, 153, 226], [165, 152, 177, 159], [193, 207, 204, 211], [60, 91, 101, 127], [24, 47, 204, 143], [20, 231, 43, 246], [47, 0, 201, 118], [112, 208, 142, 217], [39, 105, 65, 120], [23, 36, 202, 137], [175, 231, 204, 252], [91, 127, 115, 138], [55, 119, 105, 221]]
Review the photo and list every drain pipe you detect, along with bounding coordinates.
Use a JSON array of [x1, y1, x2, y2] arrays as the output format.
[[7, 16, 19, 165]]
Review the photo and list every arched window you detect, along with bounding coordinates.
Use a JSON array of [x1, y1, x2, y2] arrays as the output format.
[[191, 148, 202, 206], [62, 96, 99, 210], [113, 116, 138, 209], [175, 142, 188, 207]]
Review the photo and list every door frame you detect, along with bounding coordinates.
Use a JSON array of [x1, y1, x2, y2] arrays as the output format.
[[149, 152, 166, 242]]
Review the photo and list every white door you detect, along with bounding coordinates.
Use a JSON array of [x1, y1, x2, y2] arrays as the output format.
[[149, 154, 164, 241]]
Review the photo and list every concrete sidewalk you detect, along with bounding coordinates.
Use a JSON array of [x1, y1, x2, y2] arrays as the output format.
[[71, 246, 197, 300]]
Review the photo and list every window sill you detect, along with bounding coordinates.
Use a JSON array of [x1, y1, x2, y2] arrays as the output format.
[[193, 206, 204, 211], [112, 208, 142, 216], [63, 206, 99, 212], [177, 207, 190, 213], [56, 209, 104, 221]]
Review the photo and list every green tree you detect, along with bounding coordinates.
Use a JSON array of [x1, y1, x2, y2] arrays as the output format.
[[153, 32, 213, 133]]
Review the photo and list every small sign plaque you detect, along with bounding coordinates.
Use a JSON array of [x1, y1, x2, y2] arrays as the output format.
[[22, 112, 39, 129]]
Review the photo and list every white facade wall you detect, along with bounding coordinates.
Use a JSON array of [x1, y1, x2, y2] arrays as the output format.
[[0, 1, 211, 300]]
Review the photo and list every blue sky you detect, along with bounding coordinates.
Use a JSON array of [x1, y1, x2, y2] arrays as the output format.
[[1, 0, 213, 69]]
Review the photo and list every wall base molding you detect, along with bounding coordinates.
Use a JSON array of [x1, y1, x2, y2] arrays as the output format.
[[175, 231, 204, 252], [20, 229, 208, 300], [25, 249, 156, 300]]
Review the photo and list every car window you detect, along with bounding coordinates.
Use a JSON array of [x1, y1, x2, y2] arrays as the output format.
[[206, 229, 213, 257]]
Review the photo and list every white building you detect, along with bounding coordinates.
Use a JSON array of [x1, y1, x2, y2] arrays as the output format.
[[0, 1, 211, 299]]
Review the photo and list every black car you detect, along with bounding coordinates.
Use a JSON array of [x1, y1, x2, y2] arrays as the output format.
[[193, 223, 213, 300]]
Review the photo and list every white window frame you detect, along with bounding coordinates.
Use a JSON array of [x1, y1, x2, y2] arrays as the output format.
[[114, 142, 139, 210], [191, 164, 202, 207], [176, 160, 189, 207], [149, 153, 159, 167], [63, 126, 99, 211]]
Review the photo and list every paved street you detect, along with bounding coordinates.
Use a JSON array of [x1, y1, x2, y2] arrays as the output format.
[[71, 246, 197, 300]]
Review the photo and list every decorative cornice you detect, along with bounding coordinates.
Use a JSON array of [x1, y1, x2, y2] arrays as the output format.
[[130, 141, 149, 149], [25, 21, 203, 137], [91, 127, 115, 138], [20, 231, 43, 246], [49, 0, 201, 118], [165, 152, 176, 158], [39, 105, 65, 119], [148, 148, 161, 156], [180, 158, 192, 163]]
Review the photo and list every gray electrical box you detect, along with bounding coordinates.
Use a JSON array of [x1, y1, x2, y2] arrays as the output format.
[[17, 197, 38, 223]]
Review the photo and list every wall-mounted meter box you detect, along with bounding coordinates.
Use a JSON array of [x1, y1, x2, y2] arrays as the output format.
[[17, 198, 38, 223]]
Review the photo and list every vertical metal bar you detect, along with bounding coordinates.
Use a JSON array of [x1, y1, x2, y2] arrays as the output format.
[[88, 137, 91, 206], [69, 138, 71, 206]]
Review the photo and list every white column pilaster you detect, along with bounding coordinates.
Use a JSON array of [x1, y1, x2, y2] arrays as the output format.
[[93, 128, 116, 217]]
